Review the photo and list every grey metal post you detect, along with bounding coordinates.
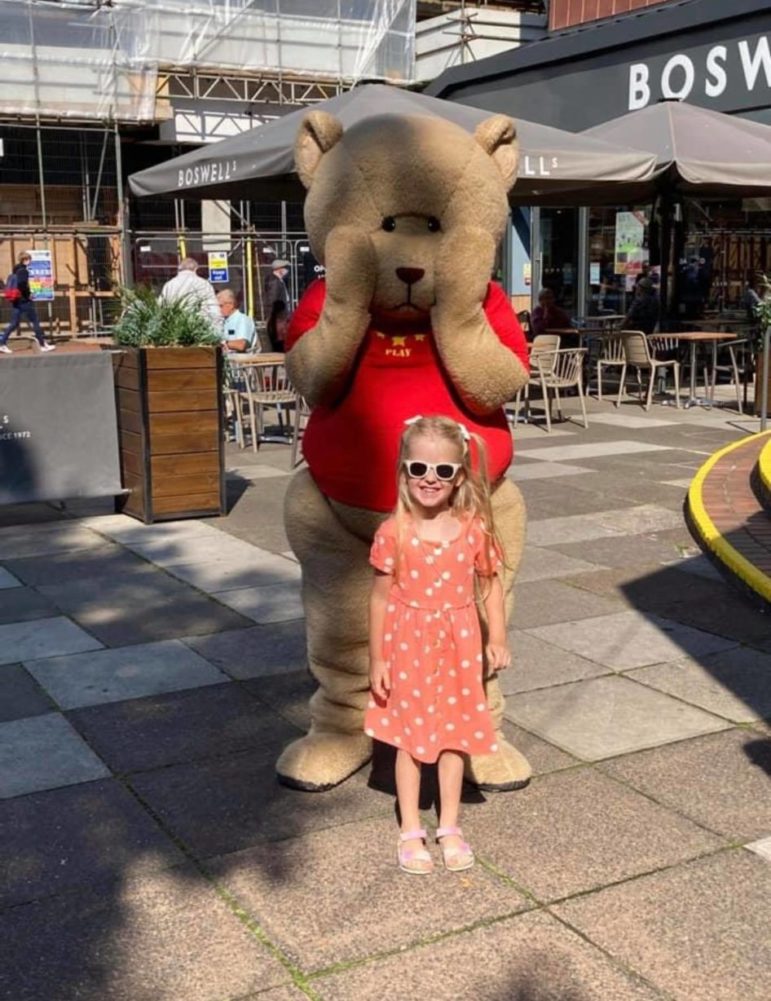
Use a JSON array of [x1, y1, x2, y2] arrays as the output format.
[[577, 206, 589, 320], [530, 206, 542, 309], [114, 119, 132, 289], [761, 325, 770, 432]]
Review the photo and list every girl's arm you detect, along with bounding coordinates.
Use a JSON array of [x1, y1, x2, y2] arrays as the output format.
[[369, 572, 392, 699], [483, 573, 511, 672]]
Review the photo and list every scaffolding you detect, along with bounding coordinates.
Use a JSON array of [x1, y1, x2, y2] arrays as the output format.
[[0, 0, 418, 124]]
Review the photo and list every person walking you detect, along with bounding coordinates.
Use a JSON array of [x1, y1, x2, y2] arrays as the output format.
[[159, 257, 221, 331], [365, 415, 510, 875], [264, 259, 290, 351], [0, 251, 56, 354]]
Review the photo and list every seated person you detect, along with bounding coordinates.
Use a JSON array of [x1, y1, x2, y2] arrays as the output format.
[[217, 289, 257, 352], [623, 277, 660, 335], [530, 288, 572, 338]]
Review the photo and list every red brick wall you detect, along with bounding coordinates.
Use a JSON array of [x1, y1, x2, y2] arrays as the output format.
[[549, 0, 671, 31]]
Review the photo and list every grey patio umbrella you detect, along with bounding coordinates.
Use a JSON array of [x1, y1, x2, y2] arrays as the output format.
[[584, 101, 771, 324], [583, 100, 771, 198], [129, 83, 657, 204]]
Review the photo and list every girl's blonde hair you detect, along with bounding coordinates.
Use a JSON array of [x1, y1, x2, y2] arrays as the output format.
[[392, 415, 503, 583]]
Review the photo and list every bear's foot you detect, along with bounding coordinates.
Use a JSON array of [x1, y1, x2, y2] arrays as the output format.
[[465, 736, 531, 792], [276, 731, 372, 792]]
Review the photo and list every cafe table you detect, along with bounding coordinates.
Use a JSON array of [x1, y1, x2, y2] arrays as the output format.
[[657, 331, 737, 408], [226, 352, 293, 444]]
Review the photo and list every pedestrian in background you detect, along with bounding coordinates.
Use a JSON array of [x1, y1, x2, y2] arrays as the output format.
[[264, 259, 290, 352], [159, 257, 221, 332], [0, 251, 56, 354]]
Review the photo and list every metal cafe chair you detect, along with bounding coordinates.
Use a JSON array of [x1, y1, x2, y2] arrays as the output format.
[[510, 334, 560, 431], [595, 332, 625, 401], [707, 337, 749, 414], [618, 331, 680, 410], [239, 360, 298, 452]]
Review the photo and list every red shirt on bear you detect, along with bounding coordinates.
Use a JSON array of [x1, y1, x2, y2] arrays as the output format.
[[286, 279, 529, 512]]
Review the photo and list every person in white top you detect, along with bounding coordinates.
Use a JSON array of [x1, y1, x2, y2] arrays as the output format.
[[159, 257, 221, 331]]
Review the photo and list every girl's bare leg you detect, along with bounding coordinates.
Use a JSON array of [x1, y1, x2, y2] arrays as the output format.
[[395, 749, 423, 849], [437, 750, 465, 852]]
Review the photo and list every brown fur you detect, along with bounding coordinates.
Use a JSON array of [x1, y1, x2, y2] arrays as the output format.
[[278, 112, 531, 792]]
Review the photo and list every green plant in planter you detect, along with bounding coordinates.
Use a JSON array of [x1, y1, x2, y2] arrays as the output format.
[[113, 286, 221, 348], [754, 280, 771, 352]]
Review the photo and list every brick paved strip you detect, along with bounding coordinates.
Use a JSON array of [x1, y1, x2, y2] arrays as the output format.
[[687, 432, 771, 606]]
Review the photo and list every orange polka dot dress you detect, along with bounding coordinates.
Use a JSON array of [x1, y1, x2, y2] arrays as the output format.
[[364, 514, 501, 764]]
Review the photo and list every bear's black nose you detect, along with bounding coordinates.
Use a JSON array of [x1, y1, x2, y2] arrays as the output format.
[[396, 267, 425, 286]]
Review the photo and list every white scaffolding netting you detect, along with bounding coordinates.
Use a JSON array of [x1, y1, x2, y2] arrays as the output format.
[[0, 0, 417, 121]]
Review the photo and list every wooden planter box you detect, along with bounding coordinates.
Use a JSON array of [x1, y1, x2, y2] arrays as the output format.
[[113, 346, 226, 523], [754, 353, 771, 417]]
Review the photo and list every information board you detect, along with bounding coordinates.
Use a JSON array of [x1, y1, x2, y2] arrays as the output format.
[[208, 252, 229, 283]]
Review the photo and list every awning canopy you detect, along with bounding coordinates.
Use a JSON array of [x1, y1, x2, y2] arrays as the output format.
[[583, 101, 771, 199], [128, 84, 657, 206]]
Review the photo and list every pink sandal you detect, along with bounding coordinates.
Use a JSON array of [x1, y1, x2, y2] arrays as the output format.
[[398, 829, 434, 875], [436, 826, 475, 872]]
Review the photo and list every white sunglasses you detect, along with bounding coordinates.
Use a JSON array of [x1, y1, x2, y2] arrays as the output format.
[[403, 460, 462, 482]]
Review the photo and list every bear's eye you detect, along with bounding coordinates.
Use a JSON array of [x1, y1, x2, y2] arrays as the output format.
[[381, 216, 397, 232], [427, 216, 441, 233]]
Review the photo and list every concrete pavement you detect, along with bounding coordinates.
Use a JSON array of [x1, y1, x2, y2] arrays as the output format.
[[1, 394, 770, 1001]]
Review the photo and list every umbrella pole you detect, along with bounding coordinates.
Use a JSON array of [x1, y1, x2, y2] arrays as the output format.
[[659, 195, 672, 331]]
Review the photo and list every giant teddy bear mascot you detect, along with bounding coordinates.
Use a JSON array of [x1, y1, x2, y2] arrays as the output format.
[[278, 110, 531, 793]]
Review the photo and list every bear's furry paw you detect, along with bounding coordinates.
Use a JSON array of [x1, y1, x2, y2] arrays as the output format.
[[464, 737, 532, 792], [276, 731, 373, 792]]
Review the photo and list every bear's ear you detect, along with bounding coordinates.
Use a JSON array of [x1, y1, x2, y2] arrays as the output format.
[[295, 111, 344, 189], [474, 115, 518, 190]]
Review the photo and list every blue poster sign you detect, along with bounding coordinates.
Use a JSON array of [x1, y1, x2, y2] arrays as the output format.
[[208, 251, 229, 284]]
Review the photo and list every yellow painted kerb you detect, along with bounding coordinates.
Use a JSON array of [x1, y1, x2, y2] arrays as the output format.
[[687, 431, 771, 605], [759, 436, 771, 500]]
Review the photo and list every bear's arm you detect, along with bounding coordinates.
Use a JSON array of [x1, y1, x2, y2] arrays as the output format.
[[433, 283, 530, 415], [285, 280, 370, 407]]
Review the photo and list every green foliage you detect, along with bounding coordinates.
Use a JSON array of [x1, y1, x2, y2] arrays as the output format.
[[753, 277, 771, 355], [113, 286, 221, 348]]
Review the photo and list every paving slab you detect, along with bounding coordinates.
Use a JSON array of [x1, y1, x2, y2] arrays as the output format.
[[554, 850, 771, 1001], [515, 544, 601, 583], [311, 908, 667, 1000], [507, 461, 594, 481], [208, 815, 528, 970], [0, 523, 107, 559], [517, 479, 624, 517], [241, 669, 317, 730], [0, 617, 102, 666], [212, 581, 305, 624], [598, 728, 771, 841], [461, 767, 723, 902], [517, 440, 671, 462], [0, 567, 21, 589], [184, 621, 308, 680], [125, 533, 268, 567], [0, 713, 110, 799], [165, 552, 301, 593], [68, 683, 301, 773], [505, 675, 730, 760], [503, 630, 609, 694], [628, 646, 771, 722], [500, 719, 578, 775], [0, 777, 183, 908], [526, 505, 683, 547], [0, 864, 289, 1001], [0, 664, 55, 722], [83, 515, 225, 545], [128, 751, 389, 859], [38, 571, 252, 646], [547, 532, 695, 571], [510, 580, 622, 629], [24, 640, 228, 710], [0, 586, 63, 624], [525, 610, 738, 670], [588, 413, 677, 429], [567, 565, 771, 645], [3, 544, 150, 585]]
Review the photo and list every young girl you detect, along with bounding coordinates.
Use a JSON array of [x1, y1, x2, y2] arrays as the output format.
[[365, 415, 510, 875]]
